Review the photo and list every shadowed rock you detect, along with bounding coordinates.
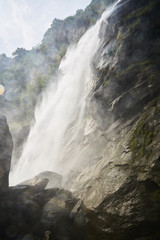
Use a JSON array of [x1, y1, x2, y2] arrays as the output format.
[[17, 177, 49, 193], [0, 115, 13, 191]]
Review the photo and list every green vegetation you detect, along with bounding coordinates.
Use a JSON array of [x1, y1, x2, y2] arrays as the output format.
[[114, 58, 160, 89], [115, 60, 151, 78], [114, 0, 158, 58], [147, 71, 160, 85], [0, 0, 159, 156], [12, 48, 29, 57], [104, 79, 110, 86], [156, 95, 160, 105], [153, 190, 160, 202], [126, 0, 157, 20], [115, 19, 140, 56], [125, 60, 152, 74], [104, 19, 139, 57], [0, 0, 117, 142], [129, 119, 157, 160], [9, 120, 31, 132]]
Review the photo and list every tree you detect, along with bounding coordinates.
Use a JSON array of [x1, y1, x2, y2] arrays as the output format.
[[12, 48, 28, 58]]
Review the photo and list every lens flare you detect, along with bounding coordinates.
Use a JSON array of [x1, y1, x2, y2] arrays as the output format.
[[0, 84, 5, 95]]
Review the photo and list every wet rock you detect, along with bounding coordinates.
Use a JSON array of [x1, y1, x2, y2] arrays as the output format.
[[71, 100, 160, 239], [92, 0, 160, 129], [84, 178, 160, 240], [36, 171, 62, 188], [68, 0, 160, 239], [63, 170, 81, 189], [18, 171, 62, 191], [18, 177, 49, 193]]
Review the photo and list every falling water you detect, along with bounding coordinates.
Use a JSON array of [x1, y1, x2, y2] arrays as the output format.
[[10, 2, 120, 186]]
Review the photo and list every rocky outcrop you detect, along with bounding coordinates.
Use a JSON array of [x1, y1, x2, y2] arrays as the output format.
[[74, 103, 160, 239], [0, 186, 81, 240], [19, 171, 62, 189], [67, 0, 160, 239], [37, 171, 62, 188], [92, 0, 160, 128], [0, 117, 83, 240], [0, 115, 13, 191], [85, 177, 160, 240], [0, 115, 84, 240]]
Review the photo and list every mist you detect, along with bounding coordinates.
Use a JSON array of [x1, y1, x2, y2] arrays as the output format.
[[0, 0, 159, 239], [9, 3, 118, 186]]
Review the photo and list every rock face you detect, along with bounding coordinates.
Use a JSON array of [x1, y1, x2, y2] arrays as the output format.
[[0, 118, 83, 240], [85, 177, 160, 240], [0, 115, 13, 191], [0, 186, 81, 240], [19, 171, 62, 189], [37, 171, 62, 189], [0, 0, 160, 239], [67, 0, 160, 239], [0, 117, 83, 240]]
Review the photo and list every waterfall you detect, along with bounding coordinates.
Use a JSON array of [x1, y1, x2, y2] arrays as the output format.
[[9, 2, 120, 186]]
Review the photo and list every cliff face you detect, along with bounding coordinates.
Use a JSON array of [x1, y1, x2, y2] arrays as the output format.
[[69, 0, 160, 239], [0, 0, 160, 239]]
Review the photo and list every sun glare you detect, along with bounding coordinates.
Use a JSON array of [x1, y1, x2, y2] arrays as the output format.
[[0, 84, 5, 95]]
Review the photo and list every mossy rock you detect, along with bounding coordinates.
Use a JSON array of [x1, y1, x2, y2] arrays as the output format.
[[129, 112, 158, 161]]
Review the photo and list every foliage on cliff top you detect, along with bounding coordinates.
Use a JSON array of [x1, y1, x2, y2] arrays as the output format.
[[0, 0, 115, 141]]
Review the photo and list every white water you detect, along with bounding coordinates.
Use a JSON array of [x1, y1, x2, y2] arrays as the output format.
[[9, 2, 119, 186]]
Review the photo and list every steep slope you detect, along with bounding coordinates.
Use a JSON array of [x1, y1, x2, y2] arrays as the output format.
[[68, 0, 160, 239]]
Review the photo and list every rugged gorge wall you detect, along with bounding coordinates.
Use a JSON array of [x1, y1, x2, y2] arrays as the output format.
[[0, 0, 160, 239], [69, 0, 160, 239]]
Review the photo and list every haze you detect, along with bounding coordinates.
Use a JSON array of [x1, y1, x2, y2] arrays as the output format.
[[0, 0, 91, 57]]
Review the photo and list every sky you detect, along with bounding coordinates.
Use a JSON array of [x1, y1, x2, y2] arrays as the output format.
[[0, 0, 91, 57]]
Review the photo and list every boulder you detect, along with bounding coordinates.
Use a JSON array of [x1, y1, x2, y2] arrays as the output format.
[[0, 117, 82, 239], [17, 177, 49, 193], [19, 171, 62, 190], [41, 188, 81, 239], [36, 171, 62, 188], [0, 185, 79, 239]]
